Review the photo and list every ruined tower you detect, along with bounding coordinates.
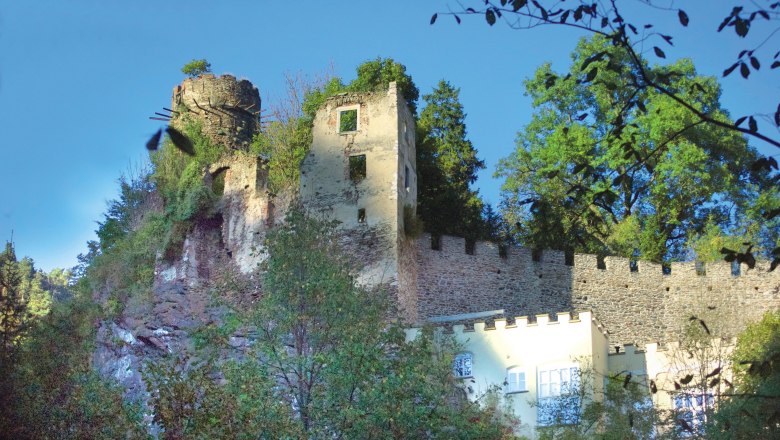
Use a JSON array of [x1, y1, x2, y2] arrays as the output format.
[[171, 74, 261, 150], [300, 82, 419, 320], [164, 74, 272, 276]]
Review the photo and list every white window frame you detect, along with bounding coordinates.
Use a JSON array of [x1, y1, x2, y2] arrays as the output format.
[[506, 366, 527, 393], [337, 105, 360, 133], [673, 390, 714, 437], [453, 352, 473, 378], [537, 364, 581, 426]]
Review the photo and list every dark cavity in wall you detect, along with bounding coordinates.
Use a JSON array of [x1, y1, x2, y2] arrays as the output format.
[[431, 234, 441, 251], [465, 239, 476, 255], [349, 154, 366, 182], [211, 167, 228, 196]]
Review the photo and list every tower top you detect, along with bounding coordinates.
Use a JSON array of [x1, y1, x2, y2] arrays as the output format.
[[171, 74, 261, 150]]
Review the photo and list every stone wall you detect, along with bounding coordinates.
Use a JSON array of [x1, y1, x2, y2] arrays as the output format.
[[172, 74, 261, 150], [411, 234, 780, 346]]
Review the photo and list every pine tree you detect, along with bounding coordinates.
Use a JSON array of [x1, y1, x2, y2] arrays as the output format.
[[0, 242, 27, 360], [417, 80, 486, 238]]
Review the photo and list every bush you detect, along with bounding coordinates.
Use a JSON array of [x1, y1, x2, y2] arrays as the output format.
[[181, 59, 211, 78]]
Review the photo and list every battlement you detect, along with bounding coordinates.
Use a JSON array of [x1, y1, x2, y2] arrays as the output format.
[[435, 310, 610, 338], [420, 233, 778, 278], [411, 233, 780, 347], [171, 74, 261, 150]]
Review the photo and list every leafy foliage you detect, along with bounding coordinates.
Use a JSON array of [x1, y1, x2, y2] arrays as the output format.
[[181, 59, 211, 78], [347, 57, 420, 114], [496, 35, 771, 262], [438, 0, 780, 268], [709, 308, 780, 438], [143, 207, 518, 438]]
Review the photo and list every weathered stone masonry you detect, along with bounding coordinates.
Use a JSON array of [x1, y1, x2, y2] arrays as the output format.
[[410, 234, 780, 346]]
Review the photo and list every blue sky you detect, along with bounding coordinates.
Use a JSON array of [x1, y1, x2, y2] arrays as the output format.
[[0, 1, 777, 272]]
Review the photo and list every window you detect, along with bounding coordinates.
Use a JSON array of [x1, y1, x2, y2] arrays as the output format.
[[537, 366, 581, 426], [404, 165, 410, 190], [431, 234, 441, 251], [506, 367, 527, 393], [674, 392, 714, 437], [453, 353, 473, 378], [349, 155, 366, 182], [357, 208, 366, 223], [339, 108, 358, 132], [465, 239, 476, 255]]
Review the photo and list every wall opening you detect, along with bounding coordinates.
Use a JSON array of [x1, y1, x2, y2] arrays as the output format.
[[532, 249, 542, 262], [349, 154, 366, 182], [564, 250, 574, 266], [211, 167, 228, 196], [404, 165, 410, 190], [357, 208, 366, 223], [596, 255, 606, 270], [431, 234, 441, 251], [629, 260, 639, 272], [662, 263, 672, 275], [465, 239, 476, 255], [731, 260, 741, 276], [498, 244, 508, 259], [695, 261, 706, 276], [339, 108, 358, 132]]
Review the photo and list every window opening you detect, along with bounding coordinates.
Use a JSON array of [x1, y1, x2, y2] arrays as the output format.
[[431, 234, 441, 251], [731, 260, 741, 276], [564, 250, 574, 266], [211, 167, 228, 196], [404, 165, 410, 190], [695, 261, 706, 276], [596, 255, 606, 270], [453, 353, 473, 378], [349, 155, 366, 182], [506, 367, 527, 393], [339, 108, 358, 132], [629, 260, 639, 272], [357, 208, 366, 223], [662, 263, 672, 275], [532, 249, 542, 262], [498, 244, 508, 259], [465, 239, 476, 255]]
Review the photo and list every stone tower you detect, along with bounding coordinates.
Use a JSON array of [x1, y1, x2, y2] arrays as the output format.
[[171, 74, 261, 150], [163, 74, 272, 275], [300, 82, 419, 320]]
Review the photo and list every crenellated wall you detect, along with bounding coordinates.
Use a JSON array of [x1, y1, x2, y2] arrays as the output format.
[[411, 234, 780, 346]]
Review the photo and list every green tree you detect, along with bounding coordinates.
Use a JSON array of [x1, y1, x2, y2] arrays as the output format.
[[435, 0, 780, 270], [181, 59, 211, 78], [496, 35, 765, 262], [417, 80, 487, 238], [709, 308, 780, 438], [0, 242, 27, 359], [144, 207, 516, 439], [347, 57, 420, 114]]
